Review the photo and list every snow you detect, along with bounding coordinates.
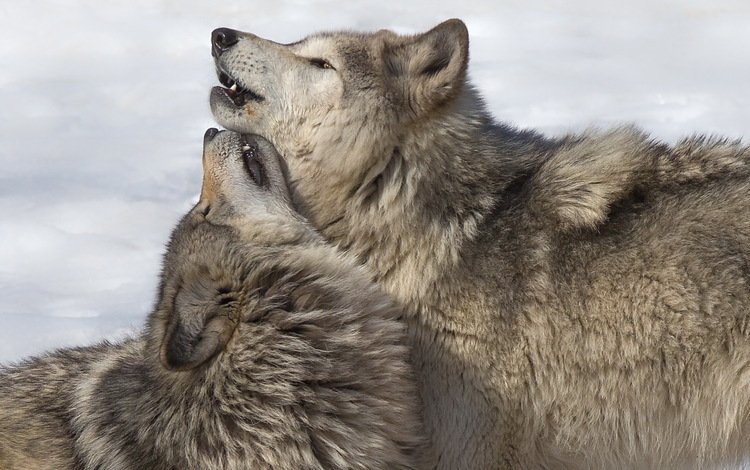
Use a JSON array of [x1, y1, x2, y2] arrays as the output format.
[[1, 0, 750, 366]]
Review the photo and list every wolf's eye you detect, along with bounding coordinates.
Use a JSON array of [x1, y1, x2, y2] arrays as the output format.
[[309, 58, 335, 70], [242, 146, 265, 186]]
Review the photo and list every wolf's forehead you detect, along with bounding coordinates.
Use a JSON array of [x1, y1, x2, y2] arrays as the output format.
[[294, 32, 376, 58]]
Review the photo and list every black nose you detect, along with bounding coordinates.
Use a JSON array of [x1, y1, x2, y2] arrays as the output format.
[[212, 28, 239, 57], [204, 127, 220, 143]]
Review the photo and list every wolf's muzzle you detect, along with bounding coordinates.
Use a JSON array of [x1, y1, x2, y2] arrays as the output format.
[[204, 128, 220, 143]]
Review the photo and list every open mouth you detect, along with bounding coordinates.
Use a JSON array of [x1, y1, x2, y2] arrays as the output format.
[[215, 68, 264, 106], [240, 137, 266, 187]]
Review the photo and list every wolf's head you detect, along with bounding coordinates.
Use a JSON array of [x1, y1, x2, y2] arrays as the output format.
[[209, 20, 470, 220], [147, 129, 314, 371]]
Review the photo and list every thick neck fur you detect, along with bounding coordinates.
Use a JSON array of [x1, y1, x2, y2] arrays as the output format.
[[320, 86, 556, 309]]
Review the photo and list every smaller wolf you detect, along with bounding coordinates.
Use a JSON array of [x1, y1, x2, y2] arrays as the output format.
[[0, 129, 429, 470]]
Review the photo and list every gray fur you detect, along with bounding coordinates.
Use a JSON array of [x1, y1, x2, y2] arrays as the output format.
[[211, 19, 750, 469], [0, 131, 430, 470]]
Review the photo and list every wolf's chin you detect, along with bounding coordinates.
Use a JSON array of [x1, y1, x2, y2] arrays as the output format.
[[209, 91, 260, 135], [210, 87, 250, 121]]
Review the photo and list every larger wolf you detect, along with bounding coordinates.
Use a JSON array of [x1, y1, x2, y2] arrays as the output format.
[[210, 19, 750, 469]]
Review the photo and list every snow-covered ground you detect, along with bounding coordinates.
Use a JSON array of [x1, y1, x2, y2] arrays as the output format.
[[1, 0, 750, 365]]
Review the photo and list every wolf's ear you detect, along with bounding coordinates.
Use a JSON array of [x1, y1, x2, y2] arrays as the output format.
[[385, 19, 469, 114], [159, 278, 238, 371]]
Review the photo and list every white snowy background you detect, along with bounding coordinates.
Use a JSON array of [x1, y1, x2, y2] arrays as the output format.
[[2, 0, 750, 368]]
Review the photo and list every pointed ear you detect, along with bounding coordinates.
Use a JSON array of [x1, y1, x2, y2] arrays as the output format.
[[385, 19, 469, 114], [160, 281, 238, 371]]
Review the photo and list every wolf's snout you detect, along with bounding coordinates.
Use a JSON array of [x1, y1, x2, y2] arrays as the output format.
[[212, 28, 239, 57]]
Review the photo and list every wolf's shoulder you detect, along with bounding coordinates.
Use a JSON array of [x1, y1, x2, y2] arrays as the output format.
[[513, 126, 750, 232]]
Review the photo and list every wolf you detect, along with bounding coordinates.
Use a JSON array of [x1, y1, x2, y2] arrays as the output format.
[[210, 19, 750, 469], [0, 130, 430, 470]]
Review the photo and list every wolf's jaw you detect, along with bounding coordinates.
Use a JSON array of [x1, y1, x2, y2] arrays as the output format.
[[215, 66, 264, 106]]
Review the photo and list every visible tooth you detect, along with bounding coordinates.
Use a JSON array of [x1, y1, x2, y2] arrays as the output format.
[[230, 83, 238, 92], [242, 144, 251, 151]]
